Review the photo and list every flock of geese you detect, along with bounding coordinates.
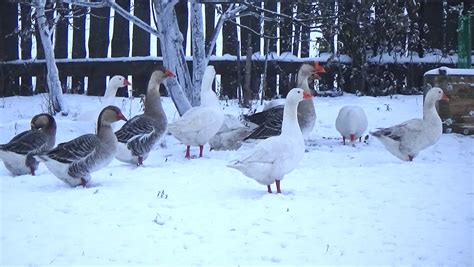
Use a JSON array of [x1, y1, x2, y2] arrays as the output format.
[[0, 63, 448, 193]]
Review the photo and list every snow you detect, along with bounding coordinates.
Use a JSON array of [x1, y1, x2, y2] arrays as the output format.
[[424, 66, 474, 76], [0, 93, 473, 266]]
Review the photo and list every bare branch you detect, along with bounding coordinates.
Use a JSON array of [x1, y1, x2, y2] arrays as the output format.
[[206, 4, 247, 59], [62, 0, 109, 8]]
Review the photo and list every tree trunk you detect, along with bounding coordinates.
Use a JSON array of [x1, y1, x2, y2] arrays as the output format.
[[88, 5, 110, 96], [191, 0, 206, 106], [132, 0, 151, 96], [153, 0, 192, 116], [72, 5, 86, 94], [111, 0, 130, 97], [35, 0, 68, 115]]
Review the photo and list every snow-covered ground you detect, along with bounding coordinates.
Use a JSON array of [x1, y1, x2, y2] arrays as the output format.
[[0, 92, 472, 266]]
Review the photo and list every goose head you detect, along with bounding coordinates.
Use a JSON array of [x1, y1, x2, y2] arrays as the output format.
[[425, 87, 449, 107], [286, 88, 313, 105], [31, 113, 57, 134], [97, 105, 127, 128], [104, 76, 131, 97], [146, 67, 175, 94]]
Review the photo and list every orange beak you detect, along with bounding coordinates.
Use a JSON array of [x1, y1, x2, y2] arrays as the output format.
[[165, 69, 175, 77], [123, 79, 132, 86], [303, 91, 313, 99], [314, 62, 326, 74], [442, 94, 449, 101]]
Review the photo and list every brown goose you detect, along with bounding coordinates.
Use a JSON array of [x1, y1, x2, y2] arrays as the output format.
[[115, 67, 174, 165], [0, 114, 56, 176], [36, 106, 127, 187], [243, 62, 325, 140]]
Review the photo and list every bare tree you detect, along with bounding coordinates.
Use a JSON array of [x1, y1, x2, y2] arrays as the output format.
[[33, 0, 69, 115]]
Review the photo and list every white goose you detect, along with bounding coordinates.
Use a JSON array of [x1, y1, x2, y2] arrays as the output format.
[[36, 106, 127, 187], [228, 88, 312, 194], [209, 114, 255, 151], [371, 87, 449, 161], [335, 105, 368, 145], [115, 67, 173, 165], [77, 75, 131, 122], [0, 114, 56, 176], [243, 62, 325, 140], [168, 65, 225, 159]]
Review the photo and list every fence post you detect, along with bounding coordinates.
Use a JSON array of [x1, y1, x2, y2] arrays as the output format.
[[221, 4, 238, 99], [263, 1, 277, 99], [55, 0, 69, 93], [111, 0, 131, 97], [279, 3, 293, 97], [132, 0, 151, 96], [20, 3, 33, 96], [88, 5, 110, 96], [0, 1, 19, 97], [72, 6, 86, 94]]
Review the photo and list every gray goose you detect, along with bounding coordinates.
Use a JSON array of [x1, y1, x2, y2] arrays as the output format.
[[243, 62, 325, 140], [36, 106, 127, 187], [371, 87, 449, 161], [115, 67, 174, 165], [0, 114, 56, 176]]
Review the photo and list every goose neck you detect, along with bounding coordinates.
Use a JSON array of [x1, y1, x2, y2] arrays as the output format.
[[145, 82, 164, 116], [297, 74, 311, 92], [282, 101, 301, 136]]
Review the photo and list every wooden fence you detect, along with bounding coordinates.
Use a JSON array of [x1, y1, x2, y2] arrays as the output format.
[[0, 0, 469, 98]]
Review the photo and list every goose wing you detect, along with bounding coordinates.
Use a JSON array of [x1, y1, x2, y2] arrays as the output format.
[[372, 119, 424, 141], [46, 134, 100, 164], [243, 108, 283, 140], [115, 115, 156, 143], [243, 105, 284, 126], [115, 115, 161, 156], [0, 130, 48, 155]]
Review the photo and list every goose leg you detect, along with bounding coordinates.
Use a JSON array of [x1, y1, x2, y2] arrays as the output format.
[[80, 178, 87, 188], [276, 180, 281, 194], [199, 145, 204, 158], [185, 146, 191, 159], [267, 185, 272, 193], [30, 167, 35, 176], [342, 137, 346, 145], [137, 156, 144, 166], [408, 155, 414, 161]]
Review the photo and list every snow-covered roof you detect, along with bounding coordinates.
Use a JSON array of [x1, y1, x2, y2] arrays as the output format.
[[424, 66, 474, 76]]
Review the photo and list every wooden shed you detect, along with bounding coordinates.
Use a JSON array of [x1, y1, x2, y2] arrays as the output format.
[[424, 67, 474, 135]]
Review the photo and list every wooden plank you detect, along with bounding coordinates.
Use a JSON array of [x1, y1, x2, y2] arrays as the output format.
[[72, 6, 87, 94], [88, 5, 110, 95], [132, 0, 151, 96], [111, 0, 130, 97], [20, 3, 33, 96]]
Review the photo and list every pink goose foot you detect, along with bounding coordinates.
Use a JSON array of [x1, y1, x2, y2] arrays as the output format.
[[276, 180, 281, 194]]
